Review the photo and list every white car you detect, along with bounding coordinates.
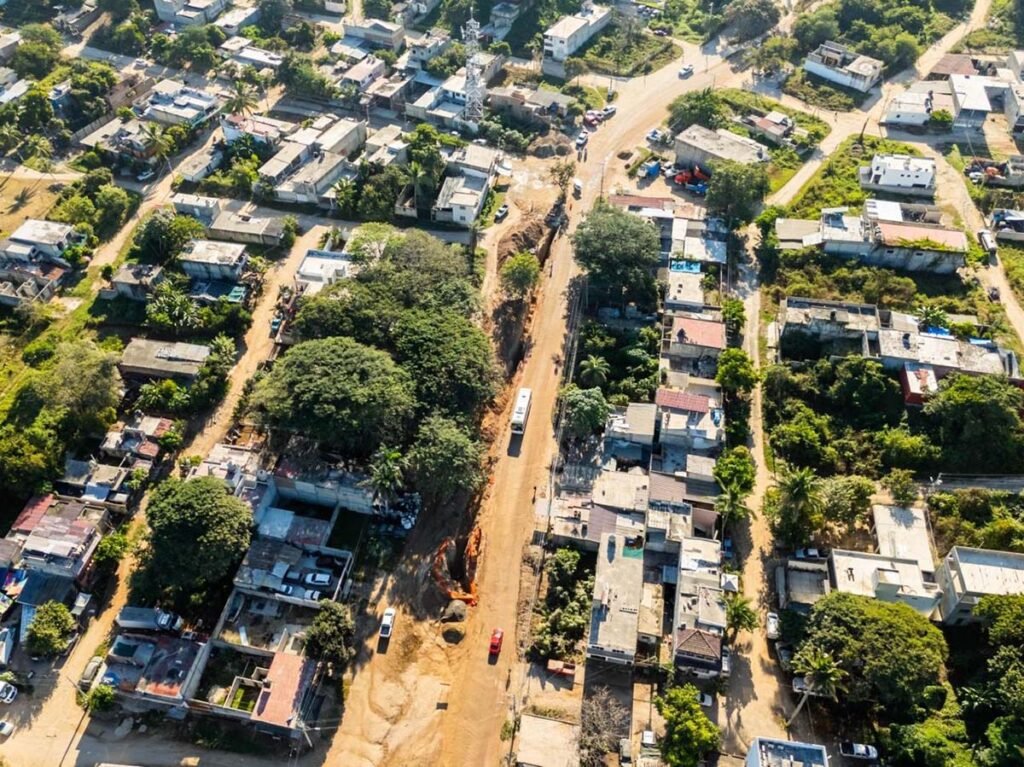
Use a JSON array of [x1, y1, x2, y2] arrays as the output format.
[[0, 682, 17, 704], [601, 105, 617, 117], [678, 64, 694, 77], [380, 607, 396, 639], [795, 547, 821, 560], [304, 572, 331, 586], [697, 692, 714, 707], [304, 589, 322, 601], [0, 720, 13, 737], [840, 742, 879, 761], [277, 584, 295, 596], [575, 131, 589, 148], [720, 646, 731, 677], [766, 611, 781, 640], [133, 58, 148, 68], [136, 169, 155, 182]]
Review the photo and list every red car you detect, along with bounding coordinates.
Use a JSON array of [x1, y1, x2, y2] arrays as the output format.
[[489, 628, 504, 656]]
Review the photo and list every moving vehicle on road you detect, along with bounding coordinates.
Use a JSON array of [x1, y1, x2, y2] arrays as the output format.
[[573, 178, 583, 197], [601, 105, 617, 117], [978, 228, 998, 257], [494, 203, 509, 221], [380, 607, 396, 639], [489, 628, 504, 656], [679, 64, 694, 77], [840, 742, 879, 761], [766, 611, 781, 639], [510, 387, 532, 435]]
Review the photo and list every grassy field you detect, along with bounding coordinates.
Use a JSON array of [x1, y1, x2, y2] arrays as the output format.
[[782, 69, 867, 112], [957, 0, 1017, 52], [0, 177, 61, 238]]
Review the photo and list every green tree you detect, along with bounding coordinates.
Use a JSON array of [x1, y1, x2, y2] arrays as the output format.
[[18, 87, 54, 133], [548, 158, 577, 198], [572, 201, 660, 307], [85, 683, 116, 711], [721, 297, 746, 339], [408, 415, 485, 509], [93, 530, 129, 570], [500, 251, 541, 298], [751, 35, 798, 73], [306, 601, 356, 675], [929, 109, 953, 130], [364, 445, 406, 513], [258, 0, 291, 32], [144, 477, 253, 603], [792, 7, 839, 52], [668, 88, 727, 130], [578, 354, 611, 387], [715, 485, 753, 535], [774, 466, 824, 546], [392, 310, 497, 417], [802, 592, 948, 720], [706, 160, 770, 223], [725, 594, 758, 641], [787, 645, 848, 725], [252, 337, 417, 456], [713, 446, 756, 494], [560, 385, 610, 440], [146, 283, 201, 336], [656, 683, 721, 767], [883, 468, 917, 506], [924, 373, 1024, 472], [820, 475, 875, 526], [12, 24, 63, 79], [916, 302, 948, 330], [94, 184, 131, 232], [97, 0, 138, 19], [723, 0, 781, 41], [29, 340, 121, 438], [716, 348, 758, 394], [26, 600, 76, 656], [224, 80, 259, 116], [345, 222, 400, 263]]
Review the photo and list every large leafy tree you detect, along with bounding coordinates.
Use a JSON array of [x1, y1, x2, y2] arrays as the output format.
[[144, 477, 253, 601], [668, 88, 727, 130], [252, 337, 417, 456], [656, 683, 721, 767], [772, 466, 825, 546], [408, 415, 485, 509], [725, 594, 758, 641], [572, 202, 660, 307], [923, 373, 1024, 472], [500, 252, 540, 298], [723, 0, 781, 41], [392, 310, 497, 418], [26, 601, 76, 656], [713, 446, 756, 494], [801, 592, 948, 720], [716, 348, 759, 394], [706, 160, 770, 224], [560, 385, 610, 441], [27, 340, 121, 438], [306, 601, 355, 676], [134, 209, 207, 264]]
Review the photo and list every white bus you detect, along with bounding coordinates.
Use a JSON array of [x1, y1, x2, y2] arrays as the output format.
[[510, 387, 532, 434]]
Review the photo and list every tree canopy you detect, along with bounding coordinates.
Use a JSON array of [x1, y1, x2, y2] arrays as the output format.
[[26, 600, 75, 656], [668, 88, 728, 130], [144, 477, 253, 606], [716, 348, 759, 394], [801, 592, 948, 721], [560, 385, 610, 441], [306, 600, 356, 675], [572, 202, 660, 307], [706, 160, 770, 223], [500, 252, 541, 298], [656, 684, 722, 767], [408, 415, 485, 509], [253, 336, 417, 456]]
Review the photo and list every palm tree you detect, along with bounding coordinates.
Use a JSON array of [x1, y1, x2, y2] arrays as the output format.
[[725, 594, 758, 642], [915, 302, 948, 330], [787, 645, 847, 727], [578, 355, 610, 387], [142, 123, 173, 177], [715, 486, 753, 537], [224, 81, 258, 117], [777, 466, 824, 546], [365, 446, 407, 515]]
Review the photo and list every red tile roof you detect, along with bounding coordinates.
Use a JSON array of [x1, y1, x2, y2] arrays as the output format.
[[671, 316, 726, 349], [656, 388, 710, 413], [12, 495, 53, 534], [251, 652, 316, 728], [674, 628, 721, 660]]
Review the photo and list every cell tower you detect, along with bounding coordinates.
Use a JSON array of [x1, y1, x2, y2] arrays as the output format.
[[462, 9, 485, 126]]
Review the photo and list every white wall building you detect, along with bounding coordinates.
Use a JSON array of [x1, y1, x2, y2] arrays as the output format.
[[859, 154, 936, 196], [542, 5, 611, 62], [937, 546, 1024, 625], [804, 41, 883, 92]]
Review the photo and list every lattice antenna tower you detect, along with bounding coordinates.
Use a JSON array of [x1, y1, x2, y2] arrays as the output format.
[[462, 9, 485, 125]]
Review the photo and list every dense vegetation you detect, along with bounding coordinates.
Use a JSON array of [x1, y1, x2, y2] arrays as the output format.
[[530, 548, 595, 660]]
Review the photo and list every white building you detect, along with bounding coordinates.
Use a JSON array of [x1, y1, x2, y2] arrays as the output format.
[[153, 0, 229, 25], [179, 240, 249, 281], [937, 546, 1024, 625], [5, 219, 82, 262], [829, 549, 941, 616], [746, 738, 828, 767], [341, 56, 385, 91], [883, 91, 935, 127], [542, 5, 611, 63], [859, 154, 936, 196], [586, 532, 643, 666], [804, 41, 883, 92], [295, 249, 357, 296], [674, 124, 768, 167], [215, 4, 261, 35], [143, 80, 222, 127]]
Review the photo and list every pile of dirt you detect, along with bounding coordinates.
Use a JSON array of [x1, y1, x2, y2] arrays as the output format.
[[497, 216, 546, 264], [529, 134, 573, 158]]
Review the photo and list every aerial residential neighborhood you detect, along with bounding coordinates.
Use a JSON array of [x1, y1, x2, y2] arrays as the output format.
[[0, 0, 1024, 765]]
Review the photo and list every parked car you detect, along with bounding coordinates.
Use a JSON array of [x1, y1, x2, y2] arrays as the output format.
[[489, 628, 504, 656], [990, 286, 1002, 301], [0, 682, 17, 704], [766, 611, 781, 640], [678, 64, 694, 77], [601, 105, 617, 117], [619, 737, 633, 764], [794, 547, 821, 560], [792, 676, 809, 694], [304, 572, 331, 586], [776, 642, 793, 671], [380, 607, 396, 639], [303, 589, 322, 601], [653, 28, 669, 36], [721, 646, 731, 677], [576, 131, 589, 148], [136, 169, 155, 182], [573, 178, 583, 197], [697, 692, 714, 707], [277, 584, 295, 596], [978, 228, 998, 257], [0, 720, 13, 738], [840, 742, 879, 761], [494, 203, 509, 221], [79, 657, 102, 691]]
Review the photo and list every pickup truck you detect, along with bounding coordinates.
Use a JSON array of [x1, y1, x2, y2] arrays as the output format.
[[116, 606, 183, 633]]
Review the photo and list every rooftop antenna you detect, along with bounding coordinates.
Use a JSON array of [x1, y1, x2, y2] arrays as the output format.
[[462, 8, 485, 127]]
